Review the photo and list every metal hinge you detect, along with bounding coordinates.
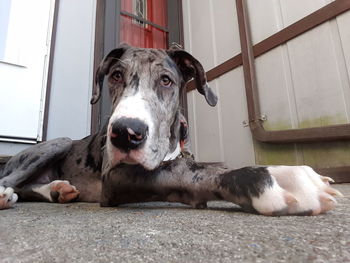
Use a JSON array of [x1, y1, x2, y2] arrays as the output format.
[[242, 114, 267, 127]]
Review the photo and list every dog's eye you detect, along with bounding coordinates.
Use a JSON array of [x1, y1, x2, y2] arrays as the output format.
[[112, 71, 123, 82], [160, 75, 172, 87]]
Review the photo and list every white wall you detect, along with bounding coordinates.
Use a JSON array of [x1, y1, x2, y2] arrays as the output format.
[[46, 0, 96, 140], [183, 0, 256, 168]]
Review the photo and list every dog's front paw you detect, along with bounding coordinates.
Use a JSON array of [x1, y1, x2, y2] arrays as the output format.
[[50, 180, 80, 203], [0, 186, 18, 210], [252, 166, 342, 216]]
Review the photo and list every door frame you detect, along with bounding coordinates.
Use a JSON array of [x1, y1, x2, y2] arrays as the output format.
[[91, 0, 185, 134], [42, 0, 60, 141]]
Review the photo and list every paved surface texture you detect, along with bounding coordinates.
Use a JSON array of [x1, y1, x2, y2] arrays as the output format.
[[1, 184, 349, 263]]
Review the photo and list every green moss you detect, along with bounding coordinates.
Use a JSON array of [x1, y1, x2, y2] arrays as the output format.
[[298, 114, 347, 129], [255, 114, 350, 167], [263, 120, 293, 131], [262, 114, 347, 131], [300, 141, 350, 168], [254, 141, 299, 166]]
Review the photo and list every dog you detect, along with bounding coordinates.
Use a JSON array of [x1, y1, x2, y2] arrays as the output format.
[[0, 44, 342, 215]]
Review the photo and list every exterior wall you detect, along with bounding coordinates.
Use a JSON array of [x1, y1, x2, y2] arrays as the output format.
[[0, 0, 96, 155], [46, 0, 96, 140], [183, 0, 350, 170], [182, 0, 256, 168], [248, 0, 350, 169]]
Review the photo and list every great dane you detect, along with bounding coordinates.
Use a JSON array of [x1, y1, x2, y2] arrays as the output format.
[[0, 44, 342, 215]]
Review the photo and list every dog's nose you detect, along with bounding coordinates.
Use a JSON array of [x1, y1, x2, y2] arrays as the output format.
[[110, 118, 148, 151]]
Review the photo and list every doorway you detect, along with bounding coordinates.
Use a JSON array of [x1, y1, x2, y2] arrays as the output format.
[[91, 0, 184, 133]]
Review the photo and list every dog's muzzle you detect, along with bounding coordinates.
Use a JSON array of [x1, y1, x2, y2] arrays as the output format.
[[109, 117, 148, 152]]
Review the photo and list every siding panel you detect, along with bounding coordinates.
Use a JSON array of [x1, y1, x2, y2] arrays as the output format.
[[247, 1, 350, 168], [218, 68, 255, 168], [183, 0, 255, 165], [184, 0, 350, 170]]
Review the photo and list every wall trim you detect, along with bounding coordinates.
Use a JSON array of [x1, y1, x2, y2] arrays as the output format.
[[42, 0, 60, 141]]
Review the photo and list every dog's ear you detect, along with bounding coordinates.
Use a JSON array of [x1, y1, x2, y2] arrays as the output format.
[[167, 49, 218, 107], [90, 44, 130, 104]]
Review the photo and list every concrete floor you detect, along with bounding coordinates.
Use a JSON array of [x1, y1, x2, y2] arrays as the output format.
[[0, 184, 349, 263]]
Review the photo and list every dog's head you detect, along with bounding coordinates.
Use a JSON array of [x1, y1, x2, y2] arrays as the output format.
[[92, 44, 217, 170]]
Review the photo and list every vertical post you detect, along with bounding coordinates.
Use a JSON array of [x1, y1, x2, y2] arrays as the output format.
[[235, 0, 261, 123], [91, 0, 121, 133], [91, 0, 106, 134], [42, 0, 60, 141]]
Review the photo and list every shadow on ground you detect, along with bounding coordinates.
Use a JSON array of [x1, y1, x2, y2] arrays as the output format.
[[1, 184, 349, 262]]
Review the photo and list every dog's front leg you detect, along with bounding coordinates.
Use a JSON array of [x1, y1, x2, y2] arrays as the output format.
[[100, 157, 227, 208], [101, 157, 341, 215]]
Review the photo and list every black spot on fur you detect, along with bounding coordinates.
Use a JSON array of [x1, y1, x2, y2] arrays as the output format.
[[186, 159, 205, 172], [76, 158, 82, 165], [131, 73, 140, 92], [19, 153, 29, 164], [2, 168, 13, 178], [192, 173, 203, 183], [85, 153, 101, 173], [219, 167, 273, 198], [152, 148, 158, 153], [22, 156, 40, 170]]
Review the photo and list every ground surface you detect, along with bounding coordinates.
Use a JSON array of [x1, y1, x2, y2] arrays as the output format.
[[0, 184, 349, 263]]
